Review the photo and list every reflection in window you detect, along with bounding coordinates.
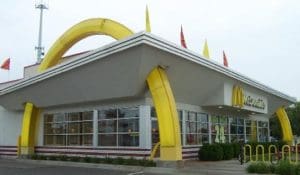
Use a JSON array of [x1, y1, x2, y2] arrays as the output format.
[[43, 111, 93, 146], [229, 117, 244, 143], [211, 116, 228, 143], [98, 107, 139, 147], [186, 112, 209, 145], [258, 121, 269, 142]]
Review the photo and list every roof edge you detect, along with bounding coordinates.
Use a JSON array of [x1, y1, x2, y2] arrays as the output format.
[[0, 32, 297, 104]]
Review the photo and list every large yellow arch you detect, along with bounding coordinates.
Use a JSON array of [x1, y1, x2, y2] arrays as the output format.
[[21, 18, 182, 161], [38, 18, 134, 72], [276, 107, 293, 144], [147, 67, 182, 160]]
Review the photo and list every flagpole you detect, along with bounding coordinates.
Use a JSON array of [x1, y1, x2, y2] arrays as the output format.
[[7, 56, 10, 82]]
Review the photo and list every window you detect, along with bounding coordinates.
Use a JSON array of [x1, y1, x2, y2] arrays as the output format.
[[258, 121, 269, 142], [186, 112, 209, 145], [150, 107, 183, 146], [245, 120, 258, 142], [98, 107, 139, 147], [43, 111, 93, 146], [229, 117, 244, 143], [211, 115, 228, 143]]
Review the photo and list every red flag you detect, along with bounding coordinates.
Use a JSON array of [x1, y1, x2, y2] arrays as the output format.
[[180, 25, 187, 48], [1, 58, 10, 70], [223, 51, 228, 67]]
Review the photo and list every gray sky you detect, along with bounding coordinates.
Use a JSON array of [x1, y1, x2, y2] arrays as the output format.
[[0, 0, 299, 100]]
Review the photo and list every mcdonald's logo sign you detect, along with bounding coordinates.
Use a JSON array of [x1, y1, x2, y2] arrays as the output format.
[[232, 85, 244, 108]]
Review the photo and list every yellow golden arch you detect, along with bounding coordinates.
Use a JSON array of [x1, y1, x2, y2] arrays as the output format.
[[20, 18, 182, 160], [232, 85, 293, 144]]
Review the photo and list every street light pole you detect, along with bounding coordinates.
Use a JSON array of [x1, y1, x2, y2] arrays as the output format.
[[35, 1, 48, 63]]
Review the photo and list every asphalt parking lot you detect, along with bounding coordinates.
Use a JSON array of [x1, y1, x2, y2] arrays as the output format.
[[0, 158, 157, 175], [0, 158, 250, 175]]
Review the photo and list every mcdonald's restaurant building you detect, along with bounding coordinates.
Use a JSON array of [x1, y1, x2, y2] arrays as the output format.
[[0, 32, 296, 161]]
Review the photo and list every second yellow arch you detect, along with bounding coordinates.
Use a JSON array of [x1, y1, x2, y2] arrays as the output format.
[[38, 18, 134, 72]]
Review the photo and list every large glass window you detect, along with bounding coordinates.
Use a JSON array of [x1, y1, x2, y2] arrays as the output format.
[[211, 115, 229, 143], [186, 112, 209, 145], [258, 121, 269, 142], [245, 120, 259, 142], [43, 111, 93, 146], [150, 107, 183, 146], [229, 117, 244, 143], [98, 107, 139, 147]]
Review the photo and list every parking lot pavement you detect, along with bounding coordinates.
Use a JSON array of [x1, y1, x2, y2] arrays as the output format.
[[0, 158, 252, 175], [0, 159, 158, 175]]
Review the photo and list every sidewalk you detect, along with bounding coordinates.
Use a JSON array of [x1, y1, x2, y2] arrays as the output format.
[[12, 158, 255, 175]]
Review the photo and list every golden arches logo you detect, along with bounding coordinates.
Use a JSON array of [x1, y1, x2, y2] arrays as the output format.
[[232, 85, 244, 107]]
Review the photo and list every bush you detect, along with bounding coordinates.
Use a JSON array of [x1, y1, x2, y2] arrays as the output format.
[[83, 156, 91, 163], [48, 155, 58, 161], [231, 142, 240, 158], [69, 156, 81, 162], [112, 157, 124, 165], [246, 162, 271, 174], [28, 154, 156, 167], [57, 155, 68, 161], [30, 154, 38, 160], [220, 143, 234, 160], [275, 160, 297, 175], [247, 160, 300, 175], [123, 157, 138, 165], [199, 144, 223, 161]]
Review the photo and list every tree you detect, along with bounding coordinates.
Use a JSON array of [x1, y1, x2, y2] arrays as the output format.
[[270, 102, 300, 140], [286, 102, 300, 136]]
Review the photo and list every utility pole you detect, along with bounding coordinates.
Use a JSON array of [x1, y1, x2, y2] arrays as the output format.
[[35, 1, 48, 63]]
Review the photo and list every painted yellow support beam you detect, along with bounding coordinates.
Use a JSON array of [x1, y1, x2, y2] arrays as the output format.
[[276, 107, 293, 144], [147, 67, 182, 161], [20, 103, 40, 156], [149, 142, 160, 160], [38, 18, 134, 72]]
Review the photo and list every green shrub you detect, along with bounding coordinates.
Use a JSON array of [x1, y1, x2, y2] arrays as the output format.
[[220, 143, 234, 160], [69, 156, 81, 162], [124, 157, 139, 165], [48, 155, 58, 161], [294, 164, 300, 175], [199, 144, 223, 161], [83, 156, 91, 163], [30, 154, 38, 160], [56, 155, 68, 161], [38, 154, 47, 160], [269, 163, 276, 173], [275, 160, 296, 175], [246, 162, 271, 174], [104, 156, 113, 164], [90, 157, 101, 163], [112, 157, 124, 165], [231, 142, 240, 158]]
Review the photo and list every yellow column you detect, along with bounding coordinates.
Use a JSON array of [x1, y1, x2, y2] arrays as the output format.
[[20, 102, 40, 156], [146, 67, 182, 161], [276, 107, 293, 145], [251, 120, 257, 142]]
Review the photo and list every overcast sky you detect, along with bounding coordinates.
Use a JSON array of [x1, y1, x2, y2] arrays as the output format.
[[0, 0, 299, 100]]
